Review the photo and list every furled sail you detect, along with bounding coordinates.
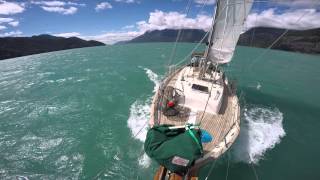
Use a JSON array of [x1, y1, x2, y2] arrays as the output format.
[[207, 0, 253, 64]]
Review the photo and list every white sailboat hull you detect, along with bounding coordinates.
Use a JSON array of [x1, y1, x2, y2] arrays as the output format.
[[150, 65, 240, 168]]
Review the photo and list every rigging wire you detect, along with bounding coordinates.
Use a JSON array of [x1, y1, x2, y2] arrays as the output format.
[[173, 0, 230, 68], [249, 0, 260, 47], [198, 72, 216, 125], [204, 160, 218, 180], [225, 152, 230, 180], [174, 30, 210, 67], [167, 0, 193, 71], [166, 0, 231, 127], [249, 162, 259, 180], [196, 1, 231, 125], [170, 0, 210, 68]]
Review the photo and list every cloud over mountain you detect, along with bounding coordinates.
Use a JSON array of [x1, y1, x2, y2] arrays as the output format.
[[85, 7, 320, 44], [246, 8, 320, 30]]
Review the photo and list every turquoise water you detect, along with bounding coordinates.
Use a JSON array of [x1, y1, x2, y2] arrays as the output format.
[[0, 43, 319, 180]]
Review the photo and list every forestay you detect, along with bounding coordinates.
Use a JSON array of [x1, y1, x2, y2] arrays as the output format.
[[207, 0, 253, 64]]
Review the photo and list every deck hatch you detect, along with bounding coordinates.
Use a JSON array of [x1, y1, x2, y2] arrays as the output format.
[[191, 84, 209, 93]]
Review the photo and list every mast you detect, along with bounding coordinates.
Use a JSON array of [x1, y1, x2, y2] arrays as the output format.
[[199, 0, 220, 78], [204, 0, 219, 59]]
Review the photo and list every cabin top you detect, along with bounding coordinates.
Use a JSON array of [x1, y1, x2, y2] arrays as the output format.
[[174, 66, 224, 115]]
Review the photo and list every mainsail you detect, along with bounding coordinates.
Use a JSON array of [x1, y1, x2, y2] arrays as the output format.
[[207, 0, 253, 64]]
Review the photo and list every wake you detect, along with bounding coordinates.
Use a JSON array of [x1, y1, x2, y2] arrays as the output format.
[[231, 105, 286, 164], [127, 68, 160, 142], [127, 68, 160, 168]]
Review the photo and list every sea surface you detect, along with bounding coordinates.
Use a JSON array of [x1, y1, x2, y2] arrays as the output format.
[[0, 43, 319, 180]]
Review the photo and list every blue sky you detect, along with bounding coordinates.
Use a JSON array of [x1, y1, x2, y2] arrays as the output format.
[[0, 0, 319, 44]]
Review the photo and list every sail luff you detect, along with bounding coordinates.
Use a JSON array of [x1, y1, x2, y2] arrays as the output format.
[[207, 0, 253, 64]]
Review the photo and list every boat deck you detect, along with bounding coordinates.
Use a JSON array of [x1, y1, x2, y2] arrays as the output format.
[[151, 68, 240, 158]]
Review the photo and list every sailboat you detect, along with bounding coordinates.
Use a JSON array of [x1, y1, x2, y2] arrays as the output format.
[[144, 0, 253, 179]]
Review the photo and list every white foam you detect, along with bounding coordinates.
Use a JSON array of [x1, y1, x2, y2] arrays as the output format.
[[127, 100, 151, 142], [56, 78, 66, 83], [127, 68, 161, 142], [127, 68, 161, 168], [231, 106, 286, 164], [138, 153, 151, 168], [143, 68, 160, 93], [256, 82, 261, 90], [76, 78, 88, 82]]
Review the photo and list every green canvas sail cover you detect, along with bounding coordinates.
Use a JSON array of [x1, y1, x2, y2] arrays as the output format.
[[144, 125, 203, 174]]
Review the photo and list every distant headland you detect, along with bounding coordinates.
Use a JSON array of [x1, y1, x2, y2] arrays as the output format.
[[0, 35, 105, 60], [1, 27, 319, 61], [121, 27, 320, 54]]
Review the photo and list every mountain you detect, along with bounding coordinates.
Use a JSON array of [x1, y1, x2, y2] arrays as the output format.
[[125, 27, 320, 54], [238, 27, 320, 54], [0, 34, 105, 60], [129, 29, 206, 43]]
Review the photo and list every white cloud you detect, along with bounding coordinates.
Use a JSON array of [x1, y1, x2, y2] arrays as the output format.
[[0, 30, 22, 37], [115, 0, 139, 4], [95, 2, 112, 11], [50, 31, 141, 44], [41, 6, 78, 15], [31, 1, 86, 7], [0, 1, 25, 15], [67, 1, 86, 7], [80, 7, 320, 44], [82, 31, 142, 44], [8, 21, 19, 27], [246, 8, 320, 30], [32, 1, 85, 15], [0, 25, 6, 30], [82, 10, 212, 44], [0, 17, 13, 23], [31, 1, 66, 6], [194, 0, 216, 5], [136, 10, 212, 32], [53, 32, 81, 37], [0, 17, 19, 27]]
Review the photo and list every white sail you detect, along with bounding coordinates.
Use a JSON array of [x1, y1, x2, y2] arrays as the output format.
[[207, 0, 253, 64]]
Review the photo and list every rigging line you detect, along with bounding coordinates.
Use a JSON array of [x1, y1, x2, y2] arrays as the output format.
[[168, 0, 209, 69], [198, 66, 218, 125], [175, 0, 230, 67], [133, 118, 150, 139], [174, 30, 210, 67], [204, 159, 218, 180], [249, 0, 260, 47], [204, 146, 232, 179], [246, 4, 314, 71], [250, 163, 259, 180], [172, 0, 210, 67], [167, 0, 193, 70], [225, 152, 230, 180]]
